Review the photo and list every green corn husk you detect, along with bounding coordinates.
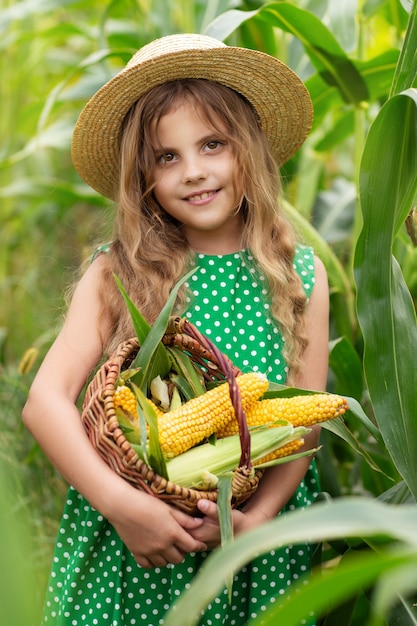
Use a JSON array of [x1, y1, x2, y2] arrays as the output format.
[[165, 424, 310, 488]]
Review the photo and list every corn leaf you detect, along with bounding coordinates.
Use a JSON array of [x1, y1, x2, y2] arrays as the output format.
[[354, 88, 417, 500], [329, 336, 364, 400], [116, 367, 141, 385], [390, 0, 417, 95], [113, 273, 171, 382], [217, 474, 234, 602], [167, 346, 206, 397], [138, 398, 149, 463], [131, 383, 168, 480], [205, 2, 368, 104], [169, 374, 196, 403], [131, 267, 198, 391], [322, 417, 388, 477], [169, 385, 182, 410], [114, 268, 197, 391], [130, 442, 148, 465], [162, 498, 417, 626], [115, 407, 142, 446], [305, 49, 399, 128], [255, 447, 321, 469]]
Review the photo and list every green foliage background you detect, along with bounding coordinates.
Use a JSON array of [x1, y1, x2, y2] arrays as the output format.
[[1, 0, 416, 624]]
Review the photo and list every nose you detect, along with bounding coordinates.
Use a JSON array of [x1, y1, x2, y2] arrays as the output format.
[[181, 154, 207, 183]]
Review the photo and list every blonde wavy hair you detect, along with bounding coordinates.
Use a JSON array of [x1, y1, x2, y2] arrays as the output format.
[[96, 79, 308, 381]]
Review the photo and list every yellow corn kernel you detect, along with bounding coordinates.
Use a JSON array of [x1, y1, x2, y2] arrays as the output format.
[[114, 385, 137, 416], [254, 438, 305, 465], [217, 393, 349, 438], [158, 372, 268, 458]]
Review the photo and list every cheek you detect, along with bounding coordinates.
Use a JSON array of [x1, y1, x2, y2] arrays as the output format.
[[225, 152, 240, 185], [229, 166, 244, 201], [151, 173, 167, 200]]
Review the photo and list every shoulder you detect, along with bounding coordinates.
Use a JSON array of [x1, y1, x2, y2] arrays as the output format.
[[309, 254, 329, 306], [306, 254, 329, 329], [71, 252, 111, 302], [294, 246, 329, 337], [312, 254, 328, 287], [296, 255, 329, 390]]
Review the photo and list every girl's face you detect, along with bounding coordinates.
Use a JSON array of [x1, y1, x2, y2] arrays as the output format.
[[150, 101, 244, 254]]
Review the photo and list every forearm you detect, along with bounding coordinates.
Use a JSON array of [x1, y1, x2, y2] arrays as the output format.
[[23, 388, 137, 518]]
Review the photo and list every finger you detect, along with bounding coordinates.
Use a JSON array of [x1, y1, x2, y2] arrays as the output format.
[[197, 499, 219, 521], [171, 507, 204, 529], [166, 546, 187, 565], [193, 540, 208, 552], [136, 552, 172, 569], [135, 556, 155, 569], [176, 533, 207, 554]]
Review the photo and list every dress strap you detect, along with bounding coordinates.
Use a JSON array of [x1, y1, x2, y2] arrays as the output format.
[[293, 244, 315, 299], [91, 242, 111, 263]]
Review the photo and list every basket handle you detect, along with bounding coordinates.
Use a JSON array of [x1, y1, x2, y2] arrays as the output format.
[[167, 317, 252, 470]]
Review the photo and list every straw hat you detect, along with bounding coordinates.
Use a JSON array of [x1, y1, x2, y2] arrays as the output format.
[[72, 33, 313, 200]]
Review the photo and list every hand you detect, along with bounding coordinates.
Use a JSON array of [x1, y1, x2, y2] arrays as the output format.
[[189, 500, 222, 549], [107, 489, 207, 569], [191, 500, 268, 550], [190, 499, 260, 549]]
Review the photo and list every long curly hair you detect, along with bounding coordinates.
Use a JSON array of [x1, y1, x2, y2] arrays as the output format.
[[95, 79, 308, 380]]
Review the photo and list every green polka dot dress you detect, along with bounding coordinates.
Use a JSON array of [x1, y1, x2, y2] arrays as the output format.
[[42, 245, 319, 626]]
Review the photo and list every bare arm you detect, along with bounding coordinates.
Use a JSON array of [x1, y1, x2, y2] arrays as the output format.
[[195, 256, 330, 542], [23, 256, 206, 567]]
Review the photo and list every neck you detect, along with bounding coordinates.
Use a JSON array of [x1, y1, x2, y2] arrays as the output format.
[[184, 221, 244, 255], [191, 241, 244, 255]]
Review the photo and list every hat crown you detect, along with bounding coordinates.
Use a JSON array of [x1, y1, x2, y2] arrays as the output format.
[[126, 34, 226, 70]]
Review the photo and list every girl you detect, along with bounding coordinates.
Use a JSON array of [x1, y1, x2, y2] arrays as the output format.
[[23, 34, 329, 625]]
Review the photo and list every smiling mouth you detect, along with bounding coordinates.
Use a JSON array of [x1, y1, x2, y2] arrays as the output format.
[[186, 190, 217, 202]]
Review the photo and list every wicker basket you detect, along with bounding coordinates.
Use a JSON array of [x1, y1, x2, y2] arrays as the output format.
[[81, 316, 263, 514]]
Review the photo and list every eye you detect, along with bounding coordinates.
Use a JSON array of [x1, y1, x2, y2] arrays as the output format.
[[205, 140, 222, 151], [156, 152, 176, 164]]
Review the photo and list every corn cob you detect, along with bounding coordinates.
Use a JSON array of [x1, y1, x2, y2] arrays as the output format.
[[217, 393, 349, 438], [255, 437, 305, 465], [158, 372, 268, 458], [114, 373, 269, 458], [114, 385, 137, 416]]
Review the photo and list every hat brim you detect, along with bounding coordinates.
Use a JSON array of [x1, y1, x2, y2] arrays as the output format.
[[71, 46, 313, 200]]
